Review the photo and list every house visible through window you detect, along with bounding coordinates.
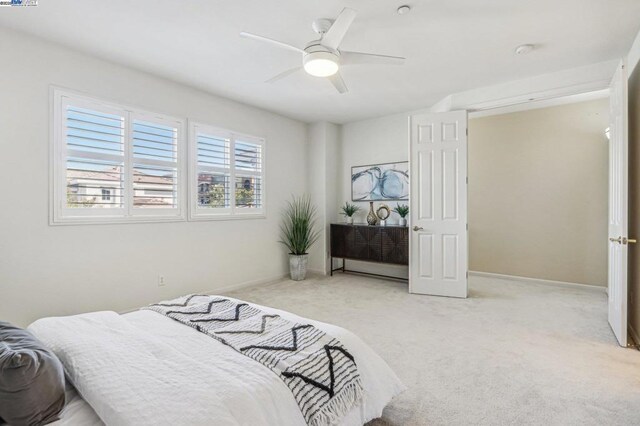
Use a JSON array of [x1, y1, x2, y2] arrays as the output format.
[[101, 188, 111, 201]]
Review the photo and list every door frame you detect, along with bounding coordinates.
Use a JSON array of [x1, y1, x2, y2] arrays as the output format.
[[433, 79, 623, 342]]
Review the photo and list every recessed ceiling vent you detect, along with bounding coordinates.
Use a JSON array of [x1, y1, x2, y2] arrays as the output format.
[[514, 44, 535, 55]]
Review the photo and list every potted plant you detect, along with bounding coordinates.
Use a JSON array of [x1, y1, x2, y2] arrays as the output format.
[[393, 204, 409, 226], [340, 202, 360, 224], [280, 195, 320, 281]]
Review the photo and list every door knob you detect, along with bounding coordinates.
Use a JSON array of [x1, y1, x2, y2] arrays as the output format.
[[609, 236, 638, 244], [413, 226, 423, 232]]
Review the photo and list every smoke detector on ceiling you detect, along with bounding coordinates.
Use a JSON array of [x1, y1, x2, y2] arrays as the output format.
[[397, 5, 411, 15], [514, 44, 535, 55]]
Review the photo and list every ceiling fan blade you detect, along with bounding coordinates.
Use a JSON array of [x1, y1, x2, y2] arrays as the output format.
[[321, 7, 357, 50], [265, 67, 302, 84], [328, 71, 348, 94], [240, 32, 304, 54], [340, 51, 405, 66]]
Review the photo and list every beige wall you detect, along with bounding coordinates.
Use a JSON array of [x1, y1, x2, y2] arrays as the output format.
[[469, 99, 609, 286], [628, 65, 640, 339]]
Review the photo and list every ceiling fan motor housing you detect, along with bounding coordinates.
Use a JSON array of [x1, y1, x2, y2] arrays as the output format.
[[303, 41, 340, 77]]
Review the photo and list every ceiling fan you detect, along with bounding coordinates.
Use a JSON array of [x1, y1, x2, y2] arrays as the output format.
[[240, 7, 405, 94]]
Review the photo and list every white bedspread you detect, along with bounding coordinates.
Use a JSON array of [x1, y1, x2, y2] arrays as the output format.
[[29, 298, 404, 426]]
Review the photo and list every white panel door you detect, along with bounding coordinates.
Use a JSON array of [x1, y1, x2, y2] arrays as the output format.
[[409, 111, 468, 297], [608, 60, 630, 347]]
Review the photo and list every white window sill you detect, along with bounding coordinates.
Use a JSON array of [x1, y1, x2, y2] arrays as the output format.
[[50, 213, 266, 225], [50, 215, 186, 226], [188, 213, 266, 222]]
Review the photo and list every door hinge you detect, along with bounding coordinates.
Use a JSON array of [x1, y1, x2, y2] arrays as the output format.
[[466, 223, 468, 230], [466, 176, 469, 184]]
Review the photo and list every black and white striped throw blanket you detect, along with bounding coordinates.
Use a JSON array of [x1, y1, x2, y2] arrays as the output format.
[[143, 294, 363, 426]]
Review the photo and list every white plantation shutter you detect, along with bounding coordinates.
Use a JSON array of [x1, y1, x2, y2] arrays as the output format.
[[190, 123, 265, 219], [195, 129, 231, 212], [131, 117, 180, 212], [234, 139, 263, 210], [52, 90, 185, 224], [61, 99, 126, 217]]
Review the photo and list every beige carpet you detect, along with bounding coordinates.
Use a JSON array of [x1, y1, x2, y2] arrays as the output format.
[[226, 273, 640, 425]]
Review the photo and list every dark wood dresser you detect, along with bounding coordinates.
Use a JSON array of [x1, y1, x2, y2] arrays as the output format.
[[330, 224, 409, 280]]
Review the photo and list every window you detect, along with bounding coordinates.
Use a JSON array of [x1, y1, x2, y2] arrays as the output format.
[[52, 90, 185, 224], [190, 122, 265, 219], [51, 90, 265, 224]]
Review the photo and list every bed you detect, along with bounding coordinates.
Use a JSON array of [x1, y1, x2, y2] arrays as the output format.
[[29, 296, 405, 426]]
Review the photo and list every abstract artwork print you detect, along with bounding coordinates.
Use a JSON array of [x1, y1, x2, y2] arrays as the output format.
[[351, 161, 409, 201]]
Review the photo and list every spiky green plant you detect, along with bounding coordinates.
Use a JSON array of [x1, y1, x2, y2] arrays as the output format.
[[279, 195, 320, 255], [340, 202, 360, 217], [393, 204, 409, 218]]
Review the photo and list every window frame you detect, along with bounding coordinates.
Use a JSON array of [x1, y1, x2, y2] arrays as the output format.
[[50, 88, 186, 225], [189, 121, 266, 221]]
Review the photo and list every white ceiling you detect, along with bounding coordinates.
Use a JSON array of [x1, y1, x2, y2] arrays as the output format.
[[1, 0, 639, 123]]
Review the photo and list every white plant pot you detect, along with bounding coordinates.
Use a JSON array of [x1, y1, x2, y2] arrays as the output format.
[[399, 217, 407, 226], [289, 254, 309, 281], [346, 216, 354, 224]]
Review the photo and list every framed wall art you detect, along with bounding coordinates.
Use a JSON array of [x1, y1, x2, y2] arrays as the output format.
[[351, 161, 409, 201]]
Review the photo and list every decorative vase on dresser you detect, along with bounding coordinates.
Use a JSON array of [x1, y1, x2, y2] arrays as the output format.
[[366, 201, 378, 225]]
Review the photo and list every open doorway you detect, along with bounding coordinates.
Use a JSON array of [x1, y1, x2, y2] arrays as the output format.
[[467, 91, 610, 288]]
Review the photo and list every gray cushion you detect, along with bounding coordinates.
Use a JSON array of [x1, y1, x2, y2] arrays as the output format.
[[0, 321, 65, 426]]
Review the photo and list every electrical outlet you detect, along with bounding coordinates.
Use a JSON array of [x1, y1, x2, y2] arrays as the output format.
[[158, 275, 166, 287]]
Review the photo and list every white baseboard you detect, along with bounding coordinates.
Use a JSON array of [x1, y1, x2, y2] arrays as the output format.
[[211, 273, 288, 294], [119, 273, 288, 315], [306, 268, 328, 276], [469, 270, 606, 291]]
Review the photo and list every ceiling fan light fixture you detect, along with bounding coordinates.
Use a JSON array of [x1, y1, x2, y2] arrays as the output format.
[[303, 51, 339, 77]]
